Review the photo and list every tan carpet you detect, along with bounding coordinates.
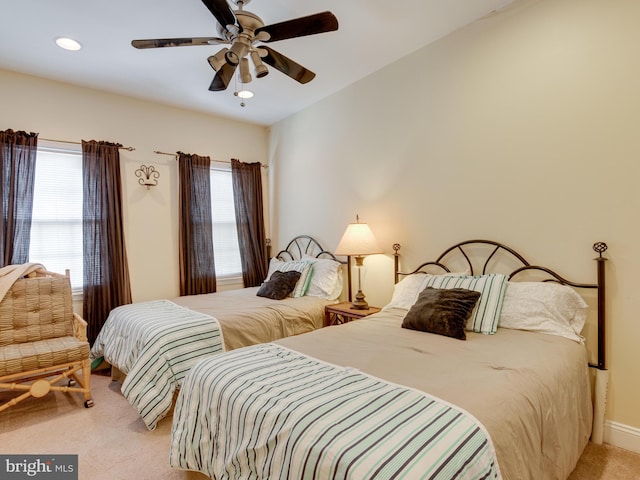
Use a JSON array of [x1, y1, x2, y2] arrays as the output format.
[[0, 373, 185, 480], [568, 442, 640, 480], [1, 373, 639, 479]]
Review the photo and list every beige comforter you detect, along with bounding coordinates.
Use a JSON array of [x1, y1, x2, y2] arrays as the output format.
[[275, 308, 592, 480], [171, 287, 333, 350]]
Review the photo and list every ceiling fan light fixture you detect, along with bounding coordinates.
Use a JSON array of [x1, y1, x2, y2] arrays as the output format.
[[236, 90, 254, 99], [254, 64, 269, 78], [208, 48, 229, 71], [55, 37, 82, 51], [250, 50, 269, 78], [239, 58, 252, 84], [225, 40, 249, 66], [225, 51, 240, 66]]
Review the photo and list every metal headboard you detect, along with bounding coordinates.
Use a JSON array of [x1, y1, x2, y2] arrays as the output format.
[[273, 235, 352, 301], [393, 239, 608, 370]]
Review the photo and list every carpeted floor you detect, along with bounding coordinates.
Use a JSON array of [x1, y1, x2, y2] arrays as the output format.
[[1, 373, 639, 479], [0, 372, 186, 480], [568, 442, 640, 480]]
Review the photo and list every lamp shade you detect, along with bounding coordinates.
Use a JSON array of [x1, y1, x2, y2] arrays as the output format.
[[335, 221, 382, 257]]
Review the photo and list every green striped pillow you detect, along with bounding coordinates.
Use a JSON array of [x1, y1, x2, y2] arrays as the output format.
[[422, 274, 508, 334], [266, 260, 313, 298]]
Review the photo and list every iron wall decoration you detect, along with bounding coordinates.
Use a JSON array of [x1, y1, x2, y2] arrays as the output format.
[[135, 165, 160, 189]]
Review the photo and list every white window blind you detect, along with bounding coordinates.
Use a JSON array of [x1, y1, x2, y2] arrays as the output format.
[[210, 166, 242, 277], [28, 144, 84, 289]]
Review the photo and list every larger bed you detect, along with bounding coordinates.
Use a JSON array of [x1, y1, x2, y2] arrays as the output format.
[[169, 239, 607, 480], [90, 235, 348, 430]]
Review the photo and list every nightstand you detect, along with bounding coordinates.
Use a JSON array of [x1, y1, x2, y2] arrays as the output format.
[[324, 302, 381, 327]]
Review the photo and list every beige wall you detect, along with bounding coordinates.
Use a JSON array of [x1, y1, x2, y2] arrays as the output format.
[[269, 0, 640, 432], [0, 69, 268, 301]]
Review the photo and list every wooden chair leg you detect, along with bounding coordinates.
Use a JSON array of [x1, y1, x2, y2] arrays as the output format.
[[0, 360, 94, 410], [81, 359, 93, 407]]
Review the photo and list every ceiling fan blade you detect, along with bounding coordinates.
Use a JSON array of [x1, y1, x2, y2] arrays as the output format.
[[132, 37, 228, 49], [261, 46, 316, 84], [209, 62, 237, 91], [255, 11, 338, 43], [201, 0, 237, 29]]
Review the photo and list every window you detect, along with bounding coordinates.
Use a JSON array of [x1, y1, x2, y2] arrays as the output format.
[[27, 148, 242, 287], [28, 143, 84, 289], [210, 165, 242, 278]]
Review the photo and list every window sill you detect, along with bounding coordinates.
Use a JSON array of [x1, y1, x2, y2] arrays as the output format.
[[69, 275, 245, 302], [217, 274, 244, 290], [72, 288, 83, 302]]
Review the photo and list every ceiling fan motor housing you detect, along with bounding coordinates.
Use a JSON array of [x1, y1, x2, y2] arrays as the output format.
[[219, 10, 266, 66]]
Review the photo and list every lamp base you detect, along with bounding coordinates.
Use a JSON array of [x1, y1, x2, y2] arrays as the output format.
[[351, 290, 369, 310]]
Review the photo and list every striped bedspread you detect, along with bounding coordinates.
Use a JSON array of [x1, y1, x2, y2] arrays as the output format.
[[91, 300, 224, 430], [170, 343, 501, 479]]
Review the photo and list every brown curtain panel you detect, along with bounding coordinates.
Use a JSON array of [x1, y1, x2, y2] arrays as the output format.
[[231, 159, 268, 287], [0, 129, 38, 267], [178, 152, 217, 295], [82, 140, 132, 344]]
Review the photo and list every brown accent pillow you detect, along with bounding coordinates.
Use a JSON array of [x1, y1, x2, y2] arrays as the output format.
[[401, 287, 481, 340], [257, 270, 302, 300]]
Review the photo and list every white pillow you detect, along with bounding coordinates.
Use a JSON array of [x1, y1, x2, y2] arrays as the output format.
[[383, 270, 474, 312], [382, 274, 429, 311], [301, 255, 343, 300], [265, 259, 312, 298], [498, 282, 588, 343]]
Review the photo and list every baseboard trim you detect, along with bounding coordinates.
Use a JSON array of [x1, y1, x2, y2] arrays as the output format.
[[604, 420, 640, 453]]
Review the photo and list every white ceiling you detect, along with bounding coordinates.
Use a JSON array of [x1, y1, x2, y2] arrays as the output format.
[[0, 0, 516, 126]]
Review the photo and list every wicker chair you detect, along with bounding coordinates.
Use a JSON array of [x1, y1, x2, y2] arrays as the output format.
[[0, 268, 93, 412]]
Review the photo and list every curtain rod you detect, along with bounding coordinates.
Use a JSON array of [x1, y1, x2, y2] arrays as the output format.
[[41, 137, 135, 151], [154, 150, 268, 168]]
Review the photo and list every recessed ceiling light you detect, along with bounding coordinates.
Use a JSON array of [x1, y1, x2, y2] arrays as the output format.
[[55, 37, 82, 51]]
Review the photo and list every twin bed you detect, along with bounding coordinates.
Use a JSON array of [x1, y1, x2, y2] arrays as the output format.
[[167, 239, 607, 480], [90, 235, 347, 429]]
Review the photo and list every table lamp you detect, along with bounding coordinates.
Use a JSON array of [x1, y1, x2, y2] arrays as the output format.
[[335, 216, 382, 309]]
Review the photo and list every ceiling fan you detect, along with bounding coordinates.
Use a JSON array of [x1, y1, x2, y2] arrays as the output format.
[[132, 0, 339, 93]]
